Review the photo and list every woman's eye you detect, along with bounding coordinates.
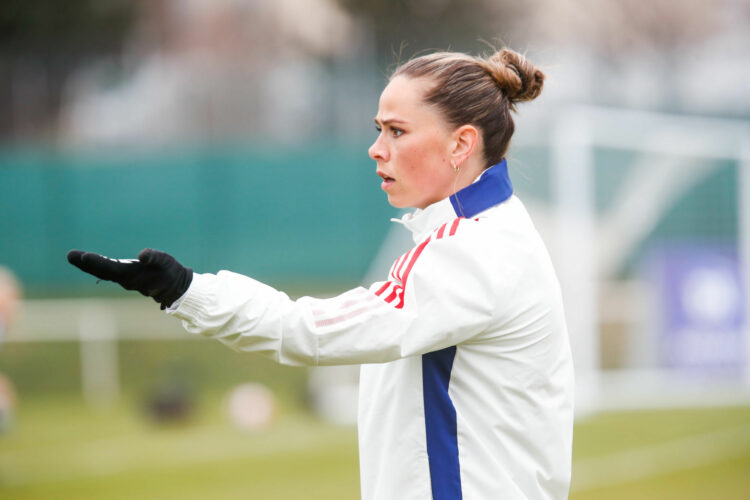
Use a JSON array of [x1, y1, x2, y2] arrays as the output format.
[[375, 125, 382, 133], [391, 128, 404, 137]]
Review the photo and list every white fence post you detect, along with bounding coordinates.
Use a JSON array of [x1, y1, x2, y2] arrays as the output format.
[[78, 306, 120, 409], [740, 136, 750, 390], [552, 110, 600, 415]]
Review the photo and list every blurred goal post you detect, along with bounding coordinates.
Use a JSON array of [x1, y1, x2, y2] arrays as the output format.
[[547, 105, 750, 413]]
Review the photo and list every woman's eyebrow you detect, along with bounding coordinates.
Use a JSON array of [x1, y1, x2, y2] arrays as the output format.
[[374, 117, 408, 126]]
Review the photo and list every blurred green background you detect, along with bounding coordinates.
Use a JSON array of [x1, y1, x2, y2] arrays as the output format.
[[0, 145, 394, 295]]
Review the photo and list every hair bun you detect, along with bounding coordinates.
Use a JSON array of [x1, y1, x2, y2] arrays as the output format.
[[483, 49, 544, 105]]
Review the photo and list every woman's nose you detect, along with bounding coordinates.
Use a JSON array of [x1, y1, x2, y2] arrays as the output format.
[[369, 136, 387, 162]]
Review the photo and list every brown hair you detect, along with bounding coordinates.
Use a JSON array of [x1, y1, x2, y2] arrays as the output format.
[[391, 48, 544, 167]]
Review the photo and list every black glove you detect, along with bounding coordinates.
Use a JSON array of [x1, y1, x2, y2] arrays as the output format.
[[67, 248, 193, 310]]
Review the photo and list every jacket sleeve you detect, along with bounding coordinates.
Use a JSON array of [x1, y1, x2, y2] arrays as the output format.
[[166, 230, 497, 366]]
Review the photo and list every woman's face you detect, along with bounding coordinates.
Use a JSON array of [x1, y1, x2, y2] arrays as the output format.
[[369, 76, 457, 209]]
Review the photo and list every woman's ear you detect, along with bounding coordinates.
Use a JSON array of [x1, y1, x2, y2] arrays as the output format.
[[450, 125, 479, 167]]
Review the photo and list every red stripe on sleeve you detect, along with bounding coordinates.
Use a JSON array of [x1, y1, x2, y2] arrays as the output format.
[[394, 286, 406, 309], [390, 253, 406, 280], [380, 216, 470, 309], [375, 281, 391, 297], [384, 284, 402, 304], [388, 261, 398, 280], [448, 217, 463, 236], [395, 248, 413, 281], [400, 236, 431, 287]]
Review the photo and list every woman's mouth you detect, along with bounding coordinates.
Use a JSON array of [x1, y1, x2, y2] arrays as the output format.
[[378, 172, 395, 191]]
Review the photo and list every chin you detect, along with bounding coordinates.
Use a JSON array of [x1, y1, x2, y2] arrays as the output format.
[[386, 195, 411, 209]]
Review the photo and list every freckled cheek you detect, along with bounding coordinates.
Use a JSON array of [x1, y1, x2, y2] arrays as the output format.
[[399, 141, 434, 169]]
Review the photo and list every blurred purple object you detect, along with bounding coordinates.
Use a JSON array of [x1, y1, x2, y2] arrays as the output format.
[[651, 244, 745, 375]]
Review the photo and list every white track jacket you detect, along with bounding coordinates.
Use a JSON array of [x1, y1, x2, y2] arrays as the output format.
[[167, 160, 575, 499]]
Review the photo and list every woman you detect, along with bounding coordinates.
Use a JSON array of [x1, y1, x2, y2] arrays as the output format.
[[68, 47, 574, 499]]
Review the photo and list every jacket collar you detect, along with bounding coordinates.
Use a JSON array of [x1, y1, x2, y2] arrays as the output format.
[[393, 159, 513, 241], [450, 159, 513, 218]]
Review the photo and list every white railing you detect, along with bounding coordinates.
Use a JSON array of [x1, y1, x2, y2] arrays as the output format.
[[7, 298, 194, 408]]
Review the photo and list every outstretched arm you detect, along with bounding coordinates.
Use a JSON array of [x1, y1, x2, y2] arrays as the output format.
[[67, 226, 498, 367], [165, 228, 497, 366]]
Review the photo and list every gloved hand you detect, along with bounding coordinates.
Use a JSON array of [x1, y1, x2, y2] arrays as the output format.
[[67, 248, 193, 310]]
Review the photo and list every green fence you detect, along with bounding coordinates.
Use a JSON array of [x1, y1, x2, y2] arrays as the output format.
[[0, 144, 397, 295]]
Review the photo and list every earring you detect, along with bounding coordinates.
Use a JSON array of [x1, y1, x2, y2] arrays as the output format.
[[452, 161, 460, 173]]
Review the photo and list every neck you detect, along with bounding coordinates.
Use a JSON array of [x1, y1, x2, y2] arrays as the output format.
[[449, 156, 486, 195]]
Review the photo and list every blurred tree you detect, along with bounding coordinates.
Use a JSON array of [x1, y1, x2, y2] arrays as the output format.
[[0, 0, 135, 141], [523, 0, 727, 55], [335, 0, 521, 67]]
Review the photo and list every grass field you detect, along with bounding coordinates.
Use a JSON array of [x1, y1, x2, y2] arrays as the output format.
[[1, 396, 749, 499], [1, 341, 750, 498], [0, 395, 359, 499]]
